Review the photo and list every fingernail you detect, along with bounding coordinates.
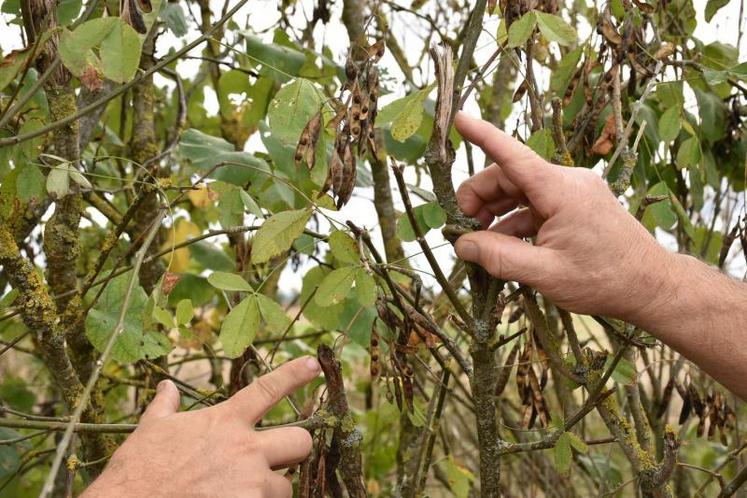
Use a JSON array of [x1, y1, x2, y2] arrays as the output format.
[[305, 357, 321, 372], [456, 238, 479, 261], [156, 380, 169, 393]]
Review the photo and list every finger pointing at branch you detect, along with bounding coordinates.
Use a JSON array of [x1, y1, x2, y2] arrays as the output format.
[[454, 112, 563, 215], [229, 356, 321, 424]]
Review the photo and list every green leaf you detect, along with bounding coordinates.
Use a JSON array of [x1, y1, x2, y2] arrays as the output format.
[[422, 202, 447, 229], [389, 84, 436, 142], [160, 2, 188, 36], [245, 35, 307, 82], [0, 289, 19, 309], [535, 11, 577, 46], [175, 299, 193, 326], [551, 46, 583, 97], [179, 128, 270, 185], [99, 20, 143, 83], [316, 266, 357, 307], [16, 164, 46, 203], [658, 106, 682, 143], [566, 432, 589, 454], [607, 356, 636, 385], [190, 241, 235, 272], [554, 432, 573, 474], [152, 305, 173, 329], [644, 182, 677, 230], [207, 271, 254, 292], [239, 189, 263, 217], [0, 428, 21, 482], [675, 136, 701, 169], [85, 272, 172, 364], [507, 11, 537, 48], [255, 294, 291, 335], [56, 0, 82, 26], [705, 0, 730, 21], [694, 89, 727, 142], [267, 78, 323, 145], [671, 194, 696, 240], [354, 270, 376, 306], [220, 295, 260, 358], [58, 18, 118, 76], [329, 230, 359, 264], [251, 208, 312, 264], [526, 128, 556, 160], [301, 267, 344, 329], [217, 186, 244, 229]]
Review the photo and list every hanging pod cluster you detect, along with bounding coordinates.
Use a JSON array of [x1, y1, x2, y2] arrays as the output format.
[[294, 40, 385, 209]]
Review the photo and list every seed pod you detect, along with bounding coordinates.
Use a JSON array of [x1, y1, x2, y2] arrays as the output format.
[[528, 366, 549, 428], [678, 386, 692, 425], [516, 343, 532, 403], [345, 56, 358, 84], [370, 327, 380, 380], [367, 39, 385, 61], [121, 0, 146, 33], [391, 359, 403, 411], [657, 377, 675, 418], [689, 383, 704, 419], [295, 111, 323, 170], [335, 140, 357, 208], [495, 342, 520, 396]]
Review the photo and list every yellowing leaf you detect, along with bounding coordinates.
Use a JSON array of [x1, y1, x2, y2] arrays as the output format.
[[554, 432, 573, 474], [255, 294, 291, 335], [315, 266, 357, 307], [207, 271, 253, 292], [508, 11, 537, 48], [354, 270, 376, 306], [163, 219, 200, 272], [85, 271, 172, 364], [188, 184, 216, 208], [219, 295, 259, 358], [658, 106, 682, 143], [328, 230, 359, 264], [251, 208, 312, 264], [390, 83, 436, 142], [535, 11, 577, 46]]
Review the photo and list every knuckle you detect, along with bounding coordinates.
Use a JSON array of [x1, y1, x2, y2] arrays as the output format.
[[485, 245, 505, 279], [253, 377, 281, 403]]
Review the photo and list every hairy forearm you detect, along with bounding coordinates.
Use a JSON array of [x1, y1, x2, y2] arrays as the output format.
[[632, 253, 747, 399]]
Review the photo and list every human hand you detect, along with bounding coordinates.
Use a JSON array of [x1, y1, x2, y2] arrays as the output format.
[[82, 356, 321, 498], [453, 113, 678, 324]]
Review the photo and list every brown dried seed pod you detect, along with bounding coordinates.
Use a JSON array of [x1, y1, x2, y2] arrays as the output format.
[[294, 111, 323, 169], [679, 387, 692, 425], [689, 384, 704, 418], [367, 39, 385, 61], [335, 141, 356, 208], [495, 342, 520, 396], [657, 377, 675, 418], [345, 57, 358, 83], [516, 344, 532, 402]]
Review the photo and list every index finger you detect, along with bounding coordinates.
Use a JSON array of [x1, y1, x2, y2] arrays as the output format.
[[229, 356, 320, 424], [454, 112, 558, 193]]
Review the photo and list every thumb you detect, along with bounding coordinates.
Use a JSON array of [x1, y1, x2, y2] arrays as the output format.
[[141, 380, 180, 423], [455, 231, 554, 286]]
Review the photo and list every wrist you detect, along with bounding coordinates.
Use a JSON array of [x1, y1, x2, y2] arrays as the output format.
[[623, 249, 691, 332]]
